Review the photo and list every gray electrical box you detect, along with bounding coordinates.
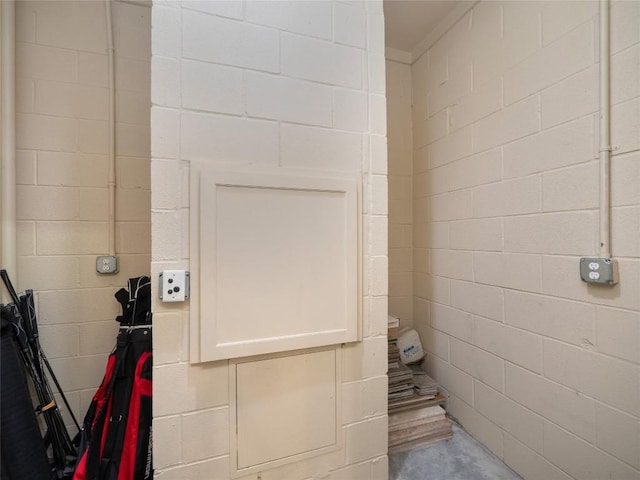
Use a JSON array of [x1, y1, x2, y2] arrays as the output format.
[[96, 255, 118, 274], [580, 257, 619, 285]]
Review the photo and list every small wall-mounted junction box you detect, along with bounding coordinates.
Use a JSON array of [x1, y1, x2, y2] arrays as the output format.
[[580, 258, 619, 285], [159, 270, 190, 302], [96, 255, 118, 274]]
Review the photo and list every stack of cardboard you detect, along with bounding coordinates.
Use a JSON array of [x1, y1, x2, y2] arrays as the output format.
[[387, 315, 400, 369], [389, 358, 445, 414], [410, 363, 439, 397], [388, 363, 414, 401], [387, 315, 414, 402], [388, 343, 400, 369], [388, 405, 452, 454], [387, 390, 446, 414], [387, 327, 451, 452]]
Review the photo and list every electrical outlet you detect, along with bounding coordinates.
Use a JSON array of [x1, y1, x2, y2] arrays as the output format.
[[580, 257, 619, 285], [159, 270, 190, 302], [96, 256, 118, 274]]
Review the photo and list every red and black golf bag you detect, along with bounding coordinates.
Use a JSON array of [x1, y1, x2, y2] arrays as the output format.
[[73, 277, 152, 480]]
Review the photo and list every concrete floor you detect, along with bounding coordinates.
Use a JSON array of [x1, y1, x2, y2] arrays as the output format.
[[389, 422, 523, 480]]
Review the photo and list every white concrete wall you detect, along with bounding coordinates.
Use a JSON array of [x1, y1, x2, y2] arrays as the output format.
[[150, 1, 389, 478], [14, 0, 151, 425], [411, 1, 640, 479], [386, 59, 413, 327]]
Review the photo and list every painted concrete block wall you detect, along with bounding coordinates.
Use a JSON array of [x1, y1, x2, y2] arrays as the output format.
[[386, 59, 413, 327], [14, 0, 151, 424], [151, 1, 388, 478], [411, 1, 640, 479]]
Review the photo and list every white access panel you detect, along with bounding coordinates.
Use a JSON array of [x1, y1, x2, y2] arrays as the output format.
[[190, 165, 360, 362], [230, 348, 341, 476]]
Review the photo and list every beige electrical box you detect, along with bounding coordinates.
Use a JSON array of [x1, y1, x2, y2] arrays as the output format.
[[190, 164, 361, 363]]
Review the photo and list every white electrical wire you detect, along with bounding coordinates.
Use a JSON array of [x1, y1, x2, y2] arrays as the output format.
[[599, 0, 612, 258], [106, 0, 117, 257]]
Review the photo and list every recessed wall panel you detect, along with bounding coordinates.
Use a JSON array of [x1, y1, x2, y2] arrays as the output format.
[[234, 349, 338, 470], [190, 166, 360, 362], [216, 185, 347, 342]]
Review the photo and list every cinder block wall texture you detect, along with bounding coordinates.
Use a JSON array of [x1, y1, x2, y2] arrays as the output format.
[[386, 59, 413, 327], [150, 1, 389, 478], [408, 1, 640, 478], [14, 0, 151, 425]]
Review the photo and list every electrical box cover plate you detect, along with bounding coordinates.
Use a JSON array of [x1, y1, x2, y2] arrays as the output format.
[[159, 270, 190, 302], [579, 258, 619, 285]]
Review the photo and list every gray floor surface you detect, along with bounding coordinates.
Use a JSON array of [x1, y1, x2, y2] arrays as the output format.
[[389, 422, 523, 480]]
